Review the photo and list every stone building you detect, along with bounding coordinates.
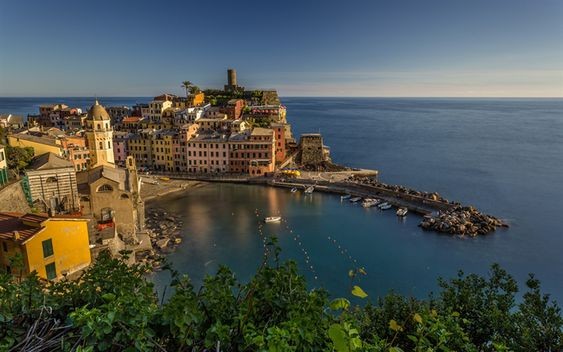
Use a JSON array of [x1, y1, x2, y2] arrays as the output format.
[[24, 152, 80, 215], [85, 100, 115, 168], [299, 133, 331, 166], [77, 156, 143, 239]]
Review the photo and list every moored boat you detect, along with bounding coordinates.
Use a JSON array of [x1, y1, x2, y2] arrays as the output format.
[[341, 194, 351, 200], [349, 197, 362, 203], [361, 199, 378, 208], [304, 185, 314, 194], [396, 208, 408, 216], [264, 216, 282, 223], [290, 187, 298, 193], [379, 203, 392, 210]]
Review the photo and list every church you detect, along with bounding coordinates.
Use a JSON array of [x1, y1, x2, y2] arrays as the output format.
[[77, 100, 144, 241]]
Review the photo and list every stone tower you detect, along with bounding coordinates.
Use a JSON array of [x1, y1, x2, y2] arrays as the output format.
[[85, 100, 115, 168]]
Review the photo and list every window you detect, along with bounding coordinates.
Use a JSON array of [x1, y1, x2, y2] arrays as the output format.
[[45, 262, 57, 280], [42, 239, 54, 258], [108, 141, 111, 149], [2, 242, 7, 252], [99, 141, 103, 149], [97, 184, 113, 192], [46, 176, 57, 183]]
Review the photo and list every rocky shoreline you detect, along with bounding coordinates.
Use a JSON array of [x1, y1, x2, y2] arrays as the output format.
[[419, 206, 508, 236], [344, 175, 508, 236], [136, 207, 185, 270]]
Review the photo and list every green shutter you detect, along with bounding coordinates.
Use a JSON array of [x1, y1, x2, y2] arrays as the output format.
[[45, 262, 56, 280], [42, 239, 54, 258]]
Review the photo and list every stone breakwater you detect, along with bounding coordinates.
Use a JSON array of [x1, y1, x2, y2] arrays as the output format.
[[341, 176, 508, 236], [420, 206, 508, 236], [137, 207, 184, 269]]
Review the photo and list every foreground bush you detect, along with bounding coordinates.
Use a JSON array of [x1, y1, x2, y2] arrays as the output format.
[[0, 246, 561, 351]]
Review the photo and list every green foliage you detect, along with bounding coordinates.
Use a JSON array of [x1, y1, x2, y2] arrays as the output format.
[[0, 248, 561, 351], [5, 145, 34, 175]]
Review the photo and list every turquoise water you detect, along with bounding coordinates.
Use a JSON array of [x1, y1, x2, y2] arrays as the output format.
[[2, 97, 562, 302]]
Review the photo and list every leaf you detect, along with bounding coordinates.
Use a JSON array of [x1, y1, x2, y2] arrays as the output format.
[[389, 347, 405, 352], [413, 313, 423, 324], [358, 267, 367, 275], [328, 324, 349, 352], [351, 285, 368, 299], [389, 319, 403, 332], [452, 311, 460, 317], [330, 298, 350, 311]]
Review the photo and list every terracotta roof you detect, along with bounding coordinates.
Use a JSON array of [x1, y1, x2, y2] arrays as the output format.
[[122, 117, 142, 123], [0, 213, 42, 244]]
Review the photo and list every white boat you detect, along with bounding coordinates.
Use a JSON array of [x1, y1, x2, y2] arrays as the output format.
[[349, 197, 362, 203], [304, 186, 314, 194], [264, 216, 282, 223], [290, 187, 298, 193], [379, 203, 392, 210], [361, 199, 378, 208], [341, 194, 351, 200], [396, 208, 408, 216]]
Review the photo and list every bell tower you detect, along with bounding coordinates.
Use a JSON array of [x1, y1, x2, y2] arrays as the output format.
[[85, 100, 115, 168]]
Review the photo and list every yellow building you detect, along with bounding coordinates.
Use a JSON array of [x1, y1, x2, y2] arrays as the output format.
[[8, 133, 64, 157], [0, 212, 91, 280], [85, 100, 115, 168]]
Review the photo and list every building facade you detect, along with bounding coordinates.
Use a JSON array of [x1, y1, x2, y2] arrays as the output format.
[[0, 212, 91, 280], [25, 153, 80, 214], [85, 100, 115, 168]]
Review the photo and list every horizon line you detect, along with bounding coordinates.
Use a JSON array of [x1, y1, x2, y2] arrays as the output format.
[[1, 95, 562, 99]]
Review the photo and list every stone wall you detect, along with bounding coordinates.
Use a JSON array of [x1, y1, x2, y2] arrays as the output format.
[[299, 134, 327, 165], [0, 181, 32, 213]]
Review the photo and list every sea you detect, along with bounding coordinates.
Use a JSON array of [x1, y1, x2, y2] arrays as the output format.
[[2, 97, 562, 303]]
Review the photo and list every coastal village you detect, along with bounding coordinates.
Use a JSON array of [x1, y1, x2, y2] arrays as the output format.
[[0, 69, 506, 282]]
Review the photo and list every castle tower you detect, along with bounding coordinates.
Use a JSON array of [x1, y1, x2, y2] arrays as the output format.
[[85, 100, 115, 168], [227, 68, 237, 87], [224, 68, 244, 92]]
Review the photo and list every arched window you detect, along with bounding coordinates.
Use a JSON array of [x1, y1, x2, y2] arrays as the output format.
[[108, 141, 111, 149], [97, 124, 101, 130], [120, 193, 129, 199], [46, 176, 57, 183], [105, 123, 109, 129], [99, 141, 103, 149], [97, 184, 113, 193]]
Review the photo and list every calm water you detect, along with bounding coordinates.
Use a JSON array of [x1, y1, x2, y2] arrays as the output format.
[[2, 97, 562, 302]]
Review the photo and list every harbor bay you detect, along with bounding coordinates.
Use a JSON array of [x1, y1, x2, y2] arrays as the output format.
[[149, 97, 563, 303]]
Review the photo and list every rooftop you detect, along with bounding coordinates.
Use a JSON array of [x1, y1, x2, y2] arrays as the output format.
[[28, 152, 73, 171]]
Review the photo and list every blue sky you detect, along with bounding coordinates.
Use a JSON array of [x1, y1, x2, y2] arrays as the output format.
[[0, 0, 561, 97]]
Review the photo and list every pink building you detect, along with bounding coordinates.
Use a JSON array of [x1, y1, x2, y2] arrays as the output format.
[[229, 128, 275, 175], [187, 134, 230, 174], [113, 132, 131, 166]]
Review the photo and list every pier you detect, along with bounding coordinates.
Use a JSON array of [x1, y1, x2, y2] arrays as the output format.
[[145, 169, 506, 236]]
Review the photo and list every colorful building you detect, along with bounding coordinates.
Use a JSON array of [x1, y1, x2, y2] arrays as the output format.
[[0, 212, 91, 280], [186, 133, 230, 173], [85, 100, 115, 168], [0, 145, 8, 186]]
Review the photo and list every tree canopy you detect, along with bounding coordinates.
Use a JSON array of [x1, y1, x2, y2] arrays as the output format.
[[0, 244, 561, 351]]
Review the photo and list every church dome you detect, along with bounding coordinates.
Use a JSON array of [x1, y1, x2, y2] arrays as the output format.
[[87, 100, 111, 121]]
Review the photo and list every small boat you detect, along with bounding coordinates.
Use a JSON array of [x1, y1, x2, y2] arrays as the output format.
[[349, 197, 362, 203], [304, 186, 314, 194], [361, 199, 378, 208], [396, 208, 408, 217], [341, 194, 351, 200], [379, 203, 392, 210], [290, 187, 298, 193], [264, 216, 282, 223]]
